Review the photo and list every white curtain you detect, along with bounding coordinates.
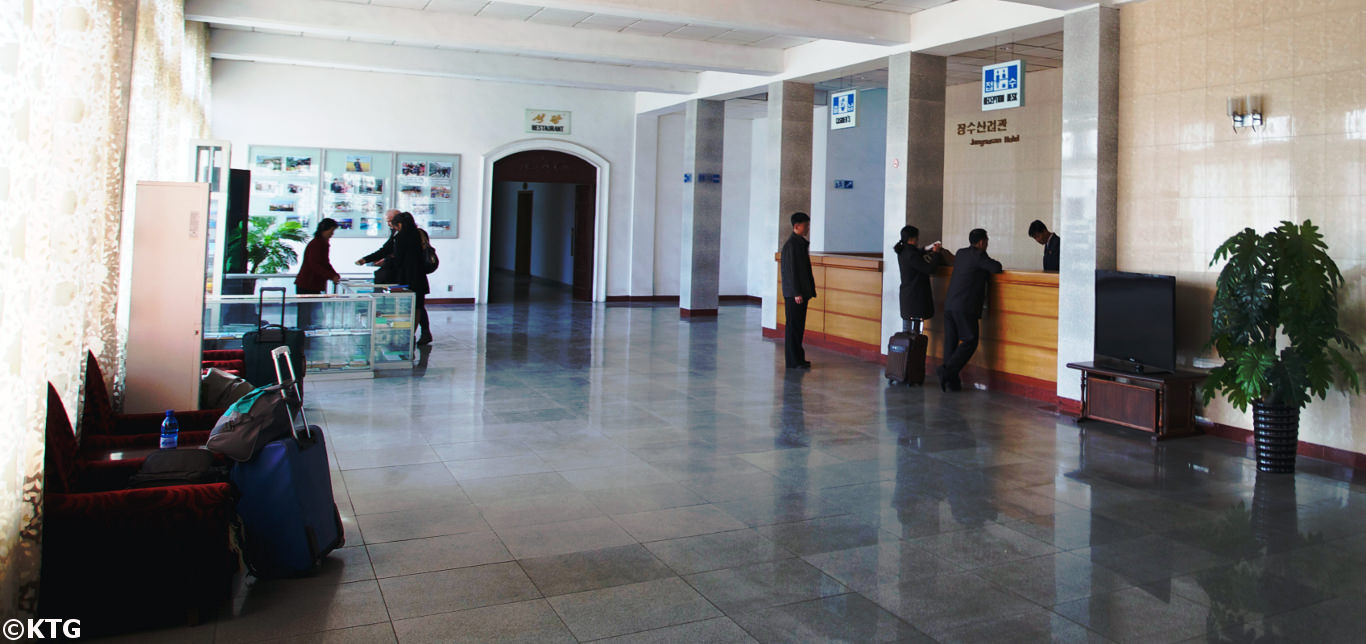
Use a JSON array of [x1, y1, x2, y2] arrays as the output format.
[[0, 0, 209, 618]]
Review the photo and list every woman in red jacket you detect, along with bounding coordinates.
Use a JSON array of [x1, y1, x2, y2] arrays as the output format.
[[295, 218, 342, 295], [294, 218, 341, 330]]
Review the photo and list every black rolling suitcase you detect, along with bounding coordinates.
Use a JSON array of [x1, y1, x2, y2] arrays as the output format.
[[886, 332, 928, 386], [242, 287, 306, 390]]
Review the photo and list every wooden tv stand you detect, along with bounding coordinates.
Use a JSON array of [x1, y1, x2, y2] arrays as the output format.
[[1066, 362, 1206, 441]]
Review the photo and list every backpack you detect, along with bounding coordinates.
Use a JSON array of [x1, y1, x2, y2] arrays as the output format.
[[205, 384, 293, 462], [126, 448, 229, 489], [421, 229, 439, 274]]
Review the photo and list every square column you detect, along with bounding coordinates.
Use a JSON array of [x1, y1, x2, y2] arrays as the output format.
[[761, 81, 814, 330], [1056, 6, 1120, 400], [881, 52, 946, 349], [680, 99, 725, 317]]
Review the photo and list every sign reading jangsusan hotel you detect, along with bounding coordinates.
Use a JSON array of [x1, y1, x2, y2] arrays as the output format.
[[526, 110, 572, 135], [981, 60, 1024, 111]]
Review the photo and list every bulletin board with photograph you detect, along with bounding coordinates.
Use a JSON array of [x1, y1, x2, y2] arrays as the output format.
[[247, 145, 322, 230], [321, 149, 395, 238], [394, 152, 460, 238]]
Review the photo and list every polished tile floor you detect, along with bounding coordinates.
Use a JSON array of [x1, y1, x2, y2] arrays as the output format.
[[110, 277, 1366, 643]]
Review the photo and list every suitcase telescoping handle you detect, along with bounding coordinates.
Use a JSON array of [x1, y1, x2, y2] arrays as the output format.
[[271, 346, 312, 440], [257, 286, 289, 330]]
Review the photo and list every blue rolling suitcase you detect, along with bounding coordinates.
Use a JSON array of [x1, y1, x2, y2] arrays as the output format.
[[231, 346, 344, 577]]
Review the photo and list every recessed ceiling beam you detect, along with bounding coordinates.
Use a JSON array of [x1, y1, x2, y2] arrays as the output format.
[[186, 0, 783, 74], [209, 29, 700, 94]]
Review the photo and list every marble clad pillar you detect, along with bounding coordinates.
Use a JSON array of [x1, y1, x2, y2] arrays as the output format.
[[881, 52, 947, 350], [1056, 6, 1120, 400], [680, 99, 725, 317], [761, 81, 814, 330]]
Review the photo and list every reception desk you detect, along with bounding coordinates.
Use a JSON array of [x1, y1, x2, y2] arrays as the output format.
[[926, 268, 1059, 400], [773, 252, 885, 359], [771, 253, 1060, 401]]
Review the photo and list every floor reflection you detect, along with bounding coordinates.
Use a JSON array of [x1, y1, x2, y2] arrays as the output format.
[[167, 278, 1366, 644]]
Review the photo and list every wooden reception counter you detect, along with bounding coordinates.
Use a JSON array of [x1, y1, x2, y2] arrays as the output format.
[[926, 268, 1059, 400], [773, 252, 885, 359], [770, 253, 1060, 401]]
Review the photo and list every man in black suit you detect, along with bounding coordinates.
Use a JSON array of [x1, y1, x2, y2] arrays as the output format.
[[1028, 219, 1060, 272], [356, 209, 400, 282], [780, 212, 816, 369], [938, 228, 1002, 391]]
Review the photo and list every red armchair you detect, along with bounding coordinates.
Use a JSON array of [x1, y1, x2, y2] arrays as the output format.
[[40, 384, 238, 636], [202, 349, 246, 377], [79, 351, 220, 451]]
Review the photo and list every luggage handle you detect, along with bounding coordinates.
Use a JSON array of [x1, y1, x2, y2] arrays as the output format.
[[258, 286, 289, 330], [271, 346, 312, 440]]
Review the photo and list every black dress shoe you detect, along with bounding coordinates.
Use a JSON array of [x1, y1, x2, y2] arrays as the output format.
[[800, 361, 812, 369], [936, 366, 948, 392], [416, 334, 433, 345]]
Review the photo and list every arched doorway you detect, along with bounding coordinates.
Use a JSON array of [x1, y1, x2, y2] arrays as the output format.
[[479, 140, 609, 304]]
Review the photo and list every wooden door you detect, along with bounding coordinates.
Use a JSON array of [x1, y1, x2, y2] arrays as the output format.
[[571, 184, 595, 301], [515, 190, 533, 276]]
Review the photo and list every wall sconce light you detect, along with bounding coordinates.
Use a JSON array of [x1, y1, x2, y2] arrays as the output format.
[[1227, 95, 1263, 132]]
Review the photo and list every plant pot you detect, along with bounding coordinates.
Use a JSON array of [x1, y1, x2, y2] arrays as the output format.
[[1252, 401, 1298, 473]]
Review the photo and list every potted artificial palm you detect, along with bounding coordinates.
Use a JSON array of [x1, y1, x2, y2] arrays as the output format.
[[246, 215, 306, 274], [1202, 220, 1360, 473]]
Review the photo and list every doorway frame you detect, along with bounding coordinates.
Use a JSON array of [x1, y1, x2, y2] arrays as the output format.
[[479, 139, 610, 303]]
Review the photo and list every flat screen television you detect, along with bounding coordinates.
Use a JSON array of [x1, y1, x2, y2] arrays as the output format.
[[1094, 270, 1176, 374]]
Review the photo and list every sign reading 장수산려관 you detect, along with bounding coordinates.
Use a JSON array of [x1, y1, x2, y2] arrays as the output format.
[[830, 89, 857, 130], [526, 110, 571, 135], [981, 60, 1024, 111]]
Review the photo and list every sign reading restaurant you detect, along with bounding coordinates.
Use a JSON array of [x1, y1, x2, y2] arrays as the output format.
[[981, 60, 1024, 111], [526, 109, 571, 135]]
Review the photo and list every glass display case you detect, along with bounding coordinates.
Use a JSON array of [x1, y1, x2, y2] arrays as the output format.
[[203, 294, 375, 380], [339, 281, 416, 370]]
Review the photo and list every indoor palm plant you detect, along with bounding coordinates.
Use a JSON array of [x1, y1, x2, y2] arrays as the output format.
[[246, 215, 306, 274], [1202, 220, 1360, 472]]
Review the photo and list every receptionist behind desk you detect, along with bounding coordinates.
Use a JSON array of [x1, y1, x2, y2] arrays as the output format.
[[1028, 220, 1060, 272]]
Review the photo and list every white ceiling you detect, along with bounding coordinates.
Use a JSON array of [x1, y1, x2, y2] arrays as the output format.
[[189, 0, 1089, 95]]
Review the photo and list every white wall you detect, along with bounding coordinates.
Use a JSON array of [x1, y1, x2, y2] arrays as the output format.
[[652, 112, 684, 296], [211, 60, 637, 299], [719, 117, 753, 296], [823, 89, 887, 253], [746, 117, 772, 299]]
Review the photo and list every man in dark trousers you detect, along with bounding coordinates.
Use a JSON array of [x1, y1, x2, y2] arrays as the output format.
[[1028, 219, 1060, 272], [938, 228, 1002, 391], [780, 212, 816, 369]]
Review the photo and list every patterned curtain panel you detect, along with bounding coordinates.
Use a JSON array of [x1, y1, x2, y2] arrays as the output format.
[[0, 0, 207, 618], [115, 0, 211, 401]]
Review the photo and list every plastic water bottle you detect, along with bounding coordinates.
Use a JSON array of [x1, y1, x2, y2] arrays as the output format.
[[160, 410, 179, 449]]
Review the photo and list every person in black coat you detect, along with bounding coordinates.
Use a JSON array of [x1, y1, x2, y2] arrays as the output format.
[[780, 212, 816, 369], [1028, 219, 1060, 272], [938, 228, 1003, 391], [893, 225, 941, 335], [357, 209, 400, 283], [388, 211, 432, 345]]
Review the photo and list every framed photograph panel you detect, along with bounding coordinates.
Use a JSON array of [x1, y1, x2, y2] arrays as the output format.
[[247, 145, 321, 230], [322, 149, 394, 237], [394, 152, 460, 238]]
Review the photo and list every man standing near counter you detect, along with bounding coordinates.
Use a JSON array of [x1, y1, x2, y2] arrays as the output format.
[[938, 228, 1002, 391], [1028, 219, 1060, 272], [780, 212, 816, 369]]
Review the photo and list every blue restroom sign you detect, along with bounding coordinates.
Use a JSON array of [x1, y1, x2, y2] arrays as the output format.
[[981, 60, 1024, 111], [830, 89, 857, 130]]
